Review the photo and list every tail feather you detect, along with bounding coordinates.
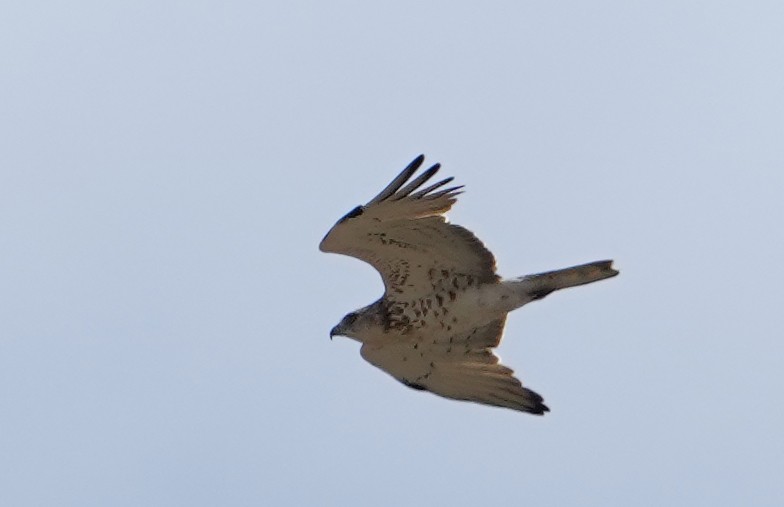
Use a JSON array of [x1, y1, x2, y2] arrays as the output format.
[[519, 260, 619, 300]]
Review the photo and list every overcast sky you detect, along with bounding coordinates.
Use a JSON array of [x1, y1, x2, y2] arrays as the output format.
[[2, 1, 783, 506]]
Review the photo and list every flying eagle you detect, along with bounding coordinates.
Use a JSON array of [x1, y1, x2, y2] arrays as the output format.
[[320, 155, 618, 414]]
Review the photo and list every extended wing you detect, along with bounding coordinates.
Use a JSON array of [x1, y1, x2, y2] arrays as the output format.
[[360, 320, 549, 414], [319, 155, 498, 299]]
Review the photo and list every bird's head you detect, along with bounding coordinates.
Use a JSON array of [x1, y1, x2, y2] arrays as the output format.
[[330, 309, 372, 341]]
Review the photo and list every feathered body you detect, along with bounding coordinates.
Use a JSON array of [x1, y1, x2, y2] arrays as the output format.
[[320, 155, 618, 414]]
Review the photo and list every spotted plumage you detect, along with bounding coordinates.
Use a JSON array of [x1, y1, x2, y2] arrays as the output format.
[[320, 155, 618, 414]]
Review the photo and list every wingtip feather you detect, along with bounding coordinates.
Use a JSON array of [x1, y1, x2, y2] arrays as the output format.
[[368, 155, 427, 204]]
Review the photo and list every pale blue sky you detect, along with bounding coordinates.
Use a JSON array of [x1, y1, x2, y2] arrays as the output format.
[[1, 1, 783, 506]]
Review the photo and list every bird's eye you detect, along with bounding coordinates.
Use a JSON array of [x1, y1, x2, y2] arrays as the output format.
[[344, 312, 358, 325], [338, 206, 364, 223]]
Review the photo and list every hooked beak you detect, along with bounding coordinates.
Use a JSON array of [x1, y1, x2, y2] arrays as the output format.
[[329, 324, 341, 340]]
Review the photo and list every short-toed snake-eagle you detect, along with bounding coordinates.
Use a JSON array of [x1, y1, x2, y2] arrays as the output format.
[[320, 155, 618, 414]]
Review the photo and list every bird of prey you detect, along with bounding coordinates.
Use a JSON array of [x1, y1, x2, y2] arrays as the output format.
[[320, 155, 618, 414]]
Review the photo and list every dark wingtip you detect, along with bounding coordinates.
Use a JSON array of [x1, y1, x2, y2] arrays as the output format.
[[391, 160, 446, 200], [420, 163, 441, 182], [531, 403, 550, 415], [368, 155, 428, 204], [524, 388, 550, 415]]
